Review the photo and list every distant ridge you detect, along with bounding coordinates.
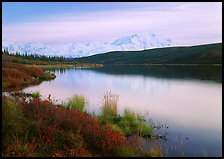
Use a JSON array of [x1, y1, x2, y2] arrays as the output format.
[[75, 43, 222, 65]]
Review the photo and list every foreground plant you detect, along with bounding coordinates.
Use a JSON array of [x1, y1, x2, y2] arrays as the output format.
[[98, 92, 153, 138], [2, 96, 148, 157], [63, 95, 85, 112], [2, 62, 56, 92]]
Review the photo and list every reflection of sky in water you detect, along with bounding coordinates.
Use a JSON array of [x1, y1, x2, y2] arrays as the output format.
[[23, 69, 222, 131], [23, 68, 222, 156]]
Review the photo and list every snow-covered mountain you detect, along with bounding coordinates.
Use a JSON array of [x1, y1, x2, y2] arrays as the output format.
[[2, 32, 177, 58]]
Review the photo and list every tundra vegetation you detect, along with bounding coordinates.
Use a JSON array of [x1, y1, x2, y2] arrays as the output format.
[[2, 92, 161, 157], [2, 52, 160, 157]]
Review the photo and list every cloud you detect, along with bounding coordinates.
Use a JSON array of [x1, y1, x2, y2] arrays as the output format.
[[2, 2, 222, 45]]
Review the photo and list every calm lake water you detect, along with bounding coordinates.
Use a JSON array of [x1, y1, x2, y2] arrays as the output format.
[[23, 66, 222, 157]]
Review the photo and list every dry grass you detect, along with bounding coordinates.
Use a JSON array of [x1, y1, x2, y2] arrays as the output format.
[[101, 91, 119, 117]]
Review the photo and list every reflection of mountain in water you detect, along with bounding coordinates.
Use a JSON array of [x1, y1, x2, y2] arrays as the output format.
[[91, 65, 222, 83]]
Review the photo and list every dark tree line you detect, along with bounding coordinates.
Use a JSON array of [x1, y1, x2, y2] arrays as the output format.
[[2, 49, 68, 62]]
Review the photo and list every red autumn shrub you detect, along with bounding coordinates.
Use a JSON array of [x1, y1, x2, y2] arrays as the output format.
[[22, 98, 129, 156], [2, 143, 38, 157]]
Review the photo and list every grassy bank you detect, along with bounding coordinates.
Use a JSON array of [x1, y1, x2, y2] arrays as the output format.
[[2, 53, 103, 92], [2, 62, 56, 92], [2, 53, 104, 68], [2, 93, 159, 157], [97, 92, 153, 137], [36, 63, 103, 69]]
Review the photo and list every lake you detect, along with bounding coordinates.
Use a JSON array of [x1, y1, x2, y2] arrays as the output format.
[[23, 65, 222, 157]]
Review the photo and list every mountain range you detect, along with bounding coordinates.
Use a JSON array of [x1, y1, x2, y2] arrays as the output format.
[[2, 32, 177, 58]]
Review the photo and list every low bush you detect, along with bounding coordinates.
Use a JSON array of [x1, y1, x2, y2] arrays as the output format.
[[2, 62, 56, 91], [2, 93, 158, 157]]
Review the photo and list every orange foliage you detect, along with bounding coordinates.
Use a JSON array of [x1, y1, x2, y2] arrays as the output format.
[[2, 62, 49, 91], [2, 54, 48, 65]]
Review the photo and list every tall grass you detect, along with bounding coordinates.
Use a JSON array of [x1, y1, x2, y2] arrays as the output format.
[[100, 92, 119, 123], [2, 96, 36, 157], [102, 91, 119, 115], [2, 96, 27, 139], [118, 109, 152, 137], [118, 109, 139, 136], [98, 92, 152, 138], [65, 95, 85, 112]]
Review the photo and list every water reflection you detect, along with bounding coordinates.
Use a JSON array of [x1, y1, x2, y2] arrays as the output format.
[[23, 66, 222, 157], [92, 65, 222, 83]]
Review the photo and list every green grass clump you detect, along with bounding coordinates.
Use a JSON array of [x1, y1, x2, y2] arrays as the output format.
[[98, 92, 153, 137], [99, 92, 119, 123], [140, 124, 153, 137], [110, 124, 124, 134], [38, 73, 56, 80], [118, 109, 139, 136], [31, 91, 41, 99], [102, 92, 118, 117], [65, 95, 85, 112], [119, 109, 152, 137]]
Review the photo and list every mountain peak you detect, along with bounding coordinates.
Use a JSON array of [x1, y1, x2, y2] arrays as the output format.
[[111, 32, 176, 50], [2, 32, 177, 58]]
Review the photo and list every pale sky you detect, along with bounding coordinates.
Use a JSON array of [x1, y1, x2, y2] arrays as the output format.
[[2, 2, 222, 45]]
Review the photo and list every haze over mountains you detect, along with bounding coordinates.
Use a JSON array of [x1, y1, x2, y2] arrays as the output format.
[[2, 32, 177, 58]]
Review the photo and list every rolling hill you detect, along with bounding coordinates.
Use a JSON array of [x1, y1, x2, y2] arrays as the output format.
[[75, 43, 222, 65]]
